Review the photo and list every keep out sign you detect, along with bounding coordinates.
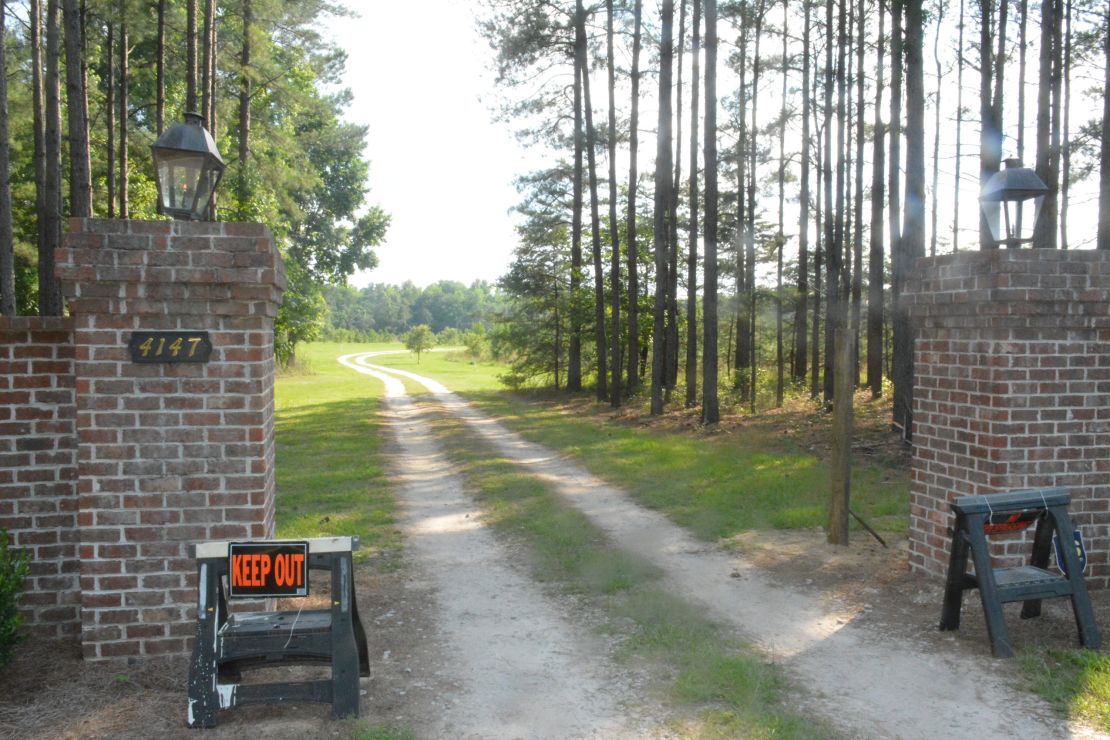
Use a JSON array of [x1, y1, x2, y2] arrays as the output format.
[[228, 541, 309, 598]]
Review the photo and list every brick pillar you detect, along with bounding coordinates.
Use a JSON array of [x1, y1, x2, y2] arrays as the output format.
[[905, 250, 1110, 588], [0, 317, 80, 637], [56, 218, 285, 659]]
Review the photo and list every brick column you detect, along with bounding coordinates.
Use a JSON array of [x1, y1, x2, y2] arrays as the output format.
[[905, 250, 1110, 588], [0, 317, 79, 637], [56, 218, 285, 659]]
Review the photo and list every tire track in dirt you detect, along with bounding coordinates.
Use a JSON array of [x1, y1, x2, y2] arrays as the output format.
[[338, 353, 654, 739], [356, 356, 1105, 740]]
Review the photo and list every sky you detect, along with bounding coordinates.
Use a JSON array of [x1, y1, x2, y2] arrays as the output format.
[[324, 0, 535, 289]]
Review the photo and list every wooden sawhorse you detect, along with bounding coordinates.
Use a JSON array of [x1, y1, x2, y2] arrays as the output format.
[[186, 536, 369, 727], [939, 488, 1101, 658]]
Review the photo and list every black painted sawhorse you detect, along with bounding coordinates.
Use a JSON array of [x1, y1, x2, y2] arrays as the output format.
[[186, 536, 370, 727], [939, 488, 1101, 658]]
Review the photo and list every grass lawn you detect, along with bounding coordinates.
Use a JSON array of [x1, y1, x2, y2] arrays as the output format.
[[274, 341, 401, 561]]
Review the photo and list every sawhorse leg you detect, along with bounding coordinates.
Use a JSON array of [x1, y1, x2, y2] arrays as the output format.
[[964, 516, 1014, 658], [187, 561, 220, 728], [330, 553, 361, 719], [1049, 507, 1102, 650], [940, 519, 970, 632]]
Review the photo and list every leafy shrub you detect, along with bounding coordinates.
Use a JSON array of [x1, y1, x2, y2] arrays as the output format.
[[0, 531, 30, 667]]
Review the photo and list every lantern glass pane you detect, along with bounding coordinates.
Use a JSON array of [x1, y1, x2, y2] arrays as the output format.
[[982, 201, 1002, 242], [156, 150, 205, 213]]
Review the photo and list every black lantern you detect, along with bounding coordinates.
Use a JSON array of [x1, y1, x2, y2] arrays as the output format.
[[150, 112, 225, 220], [979, 158, 1048, 248]]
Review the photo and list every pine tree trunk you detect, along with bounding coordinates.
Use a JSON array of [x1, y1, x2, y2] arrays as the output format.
[[118, 17, 129, 219], [607, 0, 622, 407], [775, 0, 788, 408], [929, 5, 942, 257], [666, 0, 686, 396], [650, 0, 674, 416], [203, 0, 214, 127], [41, 0, 62, 316], [0, 0, 14, 316], [63, 0, 90, 217], [889, 0, 905, 425], [868, 0, 886, 398], [569, 35, 584, 392], [828, 326, 854, 545], [685, 0, 701, 409], [1099, 6, 1110, 251], [811, 111, 824, 400], [626, 0, 643, 393], [187, 0, 198, 112], [575, 1, 608, 402], [747, 1, 765, 412], [851, 0, 864, 388], [793, 0, 811, 386], [105, 22, 114, 218], [895, 0, 926, 440], [953, 0, 965, 250], [238, 0, 252, 210], [156, 0, 165, 134], [701, 0, 718, 424], [1017, 0, 1028, 160], [978, 0, 997, 249], [822, 0, 836, 405], [31, 0, 46, 265], [1059, 0, 1071, 250], [826, 0, 847, 405], [733, 18, 749, 396], [1033, 0, 1058, 249]]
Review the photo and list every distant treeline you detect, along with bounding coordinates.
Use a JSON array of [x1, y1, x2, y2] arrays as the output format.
[[322, 280, 498, 342]]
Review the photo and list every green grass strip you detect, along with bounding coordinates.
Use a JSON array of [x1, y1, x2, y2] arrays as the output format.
[[422, 403, 834, 739], [444, 390, 908, 542], [1020, 647, 1110, 731], [274, 342, 402, 562]]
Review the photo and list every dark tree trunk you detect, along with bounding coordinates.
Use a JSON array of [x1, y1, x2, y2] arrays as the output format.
[[203, 0, 214, 128], [157, 0, 165, 134], [702, 0, 718, 424], [953, 0, 965, 250], [105, 22, 114, 218], [825, 0, 846, 405], [607, 0, 622, 407], [746, 1, 765, 412], [0, 0, 14, 316], [31, 0, 46, 272], [118, 17, 129, 219], [569, 30, 584, 392], [895, 0, 926, 440], [63, 0, 90, 216], [238, 0, 252, 210], [575, 0, 608, 401], [929, 4, 943, 256], [1059, 0, 1071, 250], [978, 0, 998, 249], [685, 0, 701, 408], [793, 0, 812, 386], [812, 111, 823, 400], [1033, 0, 1060, 249], [41, 0, 63, 316], [775, 0, 788, 408], [1017, 0, 1028, 160], [650, 0, 674, 416], [888, 0, 905, 425], [852, 0, 864, 387], [626, 0, 643, 392], [666, 0, 686, 396], [1099, 5, 1110, 251], [868, 0, 887, 399], [733, 17, 749, 395], [187, 0, 198, 112]]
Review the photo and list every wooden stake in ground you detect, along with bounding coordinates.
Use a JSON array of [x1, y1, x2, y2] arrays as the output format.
[[828, 327, 854, 545]]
